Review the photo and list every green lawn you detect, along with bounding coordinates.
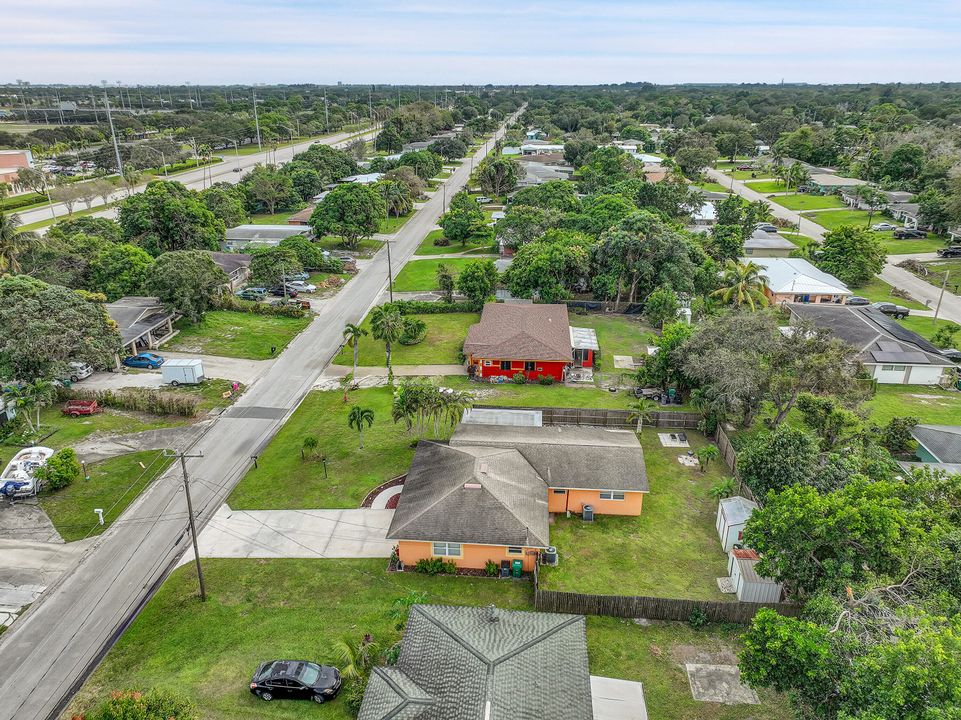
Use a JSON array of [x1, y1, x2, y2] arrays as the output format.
[[722, 170, 772, 180], [39, 450, 173, 542], [745, 180, 791, 194], [228, 386, 423, 509], [392, 258, 478, 291], [810, 209, 881, 232], [567, 312, 656, 372], [864, 385, 961, 426], [896, 315, 959, 344], [851, 276, 928, 310], [540, 429, 733, 602], [809, 211, 950, 254], [250, 210, 299, 224], [880, 235, 951, 255], [168, 311, 312, 360], [379, 213, 413, 234], [307, 271, 352, 294], [693, 181, 730, 194], [315, 235, 383, 256], [777, 231, 816, 250], [415, 229, 494, 256], [771, 194, 846, 211], [439, 376, 669, 410], [68, 558, 790, 720], [332, 312, 478, 366]]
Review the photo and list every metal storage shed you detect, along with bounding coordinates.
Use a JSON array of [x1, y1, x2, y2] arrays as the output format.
[[728, 549, 783, 604], [716, 496, 758, 552]]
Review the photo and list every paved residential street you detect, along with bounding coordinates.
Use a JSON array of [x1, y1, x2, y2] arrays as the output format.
[[0, 112, 518, 720], [17, 127, 379, 228], [882, 253, 961, 324]]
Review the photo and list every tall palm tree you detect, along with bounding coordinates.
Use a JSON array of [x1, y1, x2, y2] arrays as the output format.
[[343, 323, 368, 380], [369, 305, 405, 385], [711, 259, 769, 310], [627, 398, 658, 432], [0, 212, 38, 274], [347, 405, 374, 449], [378, 180, 412, 218], [334, 635, 380, 680], [28, 379, 54, 430]]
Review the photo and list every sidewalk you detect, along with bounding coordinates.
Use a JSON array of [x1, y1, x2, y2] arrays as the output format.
[[324, 364, 467, 378]]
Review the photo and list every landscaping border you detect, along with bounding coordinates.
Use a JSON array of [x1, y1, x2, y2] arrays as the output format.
[[472, 404, 700, 429]]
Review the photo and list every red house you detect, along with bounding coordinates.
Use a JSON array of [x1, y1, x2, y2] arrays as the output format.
[[463, 303, 596, 382]]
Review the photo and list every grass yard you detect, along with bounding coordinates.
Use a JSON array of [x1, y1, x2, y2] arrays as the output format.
[[539, 429, 733, 601], [851, 276, 928, 310], [745, 180, 791, 194], [692, 181, 730, 194], [441, 376, 655, 410], [722, 170, 772, 180], [314, 235, 382, 256], [250, 210, 299, 224], [228, 386, 424, 509], [864, 385, 961, 426], [392, 258, 477, 291], [810, 209, 881, 232], [777, 231, 816, 250], [896, 315, 959, 344], [771, 194, 845, 211], [332, 312, 478, 367], [880, 235, 949, 255], [69, 558, 791, 720], [809, 211, 950, 254], [39, 450, 173, 542], [414, 228, 492, 256], [567, 312, 657, 372], [169, 311, 312, 360], [67, 559, 532, 720], [379, 212, 413, 234]]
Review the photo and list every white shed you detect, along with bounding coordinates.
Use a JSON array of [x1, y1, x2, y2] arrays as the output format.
[[715, 496, 758, 552], [728, 549, 782, 604]]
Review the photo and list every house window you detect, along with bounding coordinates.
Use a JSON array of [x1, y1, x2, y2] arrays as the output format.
[[524, 361, 536, 371], [599, 490, 625, 501], [500, 360, 512, 371], [432, 542, 462, 557], [881, 364, 907, 372], [483, 360, 492, 367], [552, 489, 567, 494], [507, 547, 523, 555]]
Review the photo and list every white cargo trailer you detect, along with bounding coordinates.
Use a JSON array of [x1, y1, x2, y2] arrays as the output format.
[[161, 358, 205, 386]]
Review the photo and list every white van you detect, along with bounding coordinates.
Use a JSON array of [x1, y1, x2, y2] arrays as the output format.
[[65, 362, 94, 383]]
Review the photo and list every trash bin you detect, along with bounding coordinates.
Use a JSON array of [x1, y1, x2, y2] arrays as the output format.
[[500, 560, 511, 578], [511, 559, 522, 578]]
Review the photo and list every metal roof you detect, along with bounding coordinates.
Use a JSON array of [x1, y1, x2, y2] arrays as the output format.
[[752, 257, 850, 296], [461, 408, 543, 427], [719, 496, 757, 526], [569, 326, 599, 351], [225, 224, 310, 241]]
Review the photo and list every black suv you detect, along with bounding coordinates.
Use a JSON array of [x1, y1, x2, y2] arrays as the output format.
[[268, 286, 298, 298], [250, 660, 341, 703], [893, 228, 928, 239], [937, 246, 961, 258], [871, 301, 910, 319]]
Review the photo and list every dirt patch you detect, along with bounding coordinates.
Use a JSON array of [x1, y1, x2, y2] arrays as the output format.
[[669, 643, 739, 667]]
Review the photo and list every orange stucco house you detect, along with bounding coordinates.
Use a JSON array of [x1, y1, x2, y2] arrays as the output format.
[[388, 424, 648, 573]]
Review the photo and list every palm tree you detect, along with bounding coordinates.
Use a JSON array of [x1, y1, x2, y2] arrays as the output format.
[[343, 323, 368, 380], [378, 180, 412, 218], [0, 212, 38, 274], [627, 398, 658, 432], [711, 259, 769, 310], [302, 435, 318, 461], [334, 635, 380, 680], [696, 444, 720, 472], [369, 305, 405, 385], [339, 372, 354, 403], [347, 405, 374, 449], [28, 379, 54, 430]]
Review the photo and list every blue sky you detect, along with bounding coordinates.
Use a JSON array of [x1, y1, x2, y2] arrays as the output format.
[[3, 0, 959, 84]]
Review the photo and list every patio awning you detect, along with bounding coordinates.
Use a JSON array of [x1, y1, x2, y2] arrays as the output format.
[[569, 326, 599, 351]]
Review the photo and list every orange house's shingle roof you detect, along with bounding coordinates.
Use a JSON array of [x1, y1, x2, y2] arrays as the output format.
[[463, 303, 572, 362]]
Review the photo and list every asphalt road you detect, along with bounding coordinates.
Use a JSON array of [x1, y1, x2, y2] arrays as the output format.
[[882, 253, 961, 324], [0, 112, 519, 720], [15, 127, 379, 227]]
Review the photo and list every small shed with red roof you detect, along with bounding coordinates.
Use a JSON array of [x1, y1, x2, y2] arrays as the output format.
[[728, 548, 783, 603]]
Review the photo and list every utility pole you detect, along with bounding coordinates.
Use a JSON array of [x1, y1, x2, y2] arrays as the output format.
[[90, 93, 99, 122], [368, 86, 373, 124], [252, 89, 262, 150], [102, 84, 125, 181], [934, 270, 950, 328], [16, 80, 29, 123], [165, 449, 207, 602], [386, 240, 394, 303], [323, 88, 329, 132]]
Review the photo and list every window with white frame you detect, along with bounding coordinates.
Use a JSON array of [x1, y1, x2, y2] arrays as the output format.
[[432, 542, 461, 557], [483, 360, 492, 367], [599, 490, 625, 500], [507, 547, 523, 555]]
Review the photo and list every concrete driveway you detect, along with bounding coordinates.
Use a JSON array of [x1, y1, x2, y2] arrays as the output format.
[[591, 676, 648, 720], [178, 505, 396, 564], [84, 352, 274, 391]]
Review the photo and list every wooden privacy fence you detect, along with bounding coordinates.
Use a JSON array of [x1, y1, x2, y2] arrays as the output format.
[[472, 404, 701, 429], [715, 425, 739, 475], [534, 585, 800, 623]]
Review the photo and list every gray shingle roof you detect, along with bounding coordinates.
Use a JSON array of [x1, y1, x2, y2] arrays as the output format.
[[105, 296, 175, 345], [911, 425, 961, 463], [449, 424, 648, 492], [464, 303, 573, 363], [358, 605, 593, 720], [387, 442, 550, 548], [788, 304, 953, 367]]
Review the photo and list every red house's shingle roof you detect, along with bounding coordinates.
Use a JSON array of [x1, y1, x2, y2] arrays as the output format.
[[463, 303, 572, 363]]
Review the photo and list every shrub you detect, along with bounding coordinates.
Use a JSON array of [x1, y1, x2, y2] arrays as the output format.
[[64, 387, 201, 417], [341, 679, 367, 717], [876, 416, 919, 454], [87, 688, 198, 720], [385, 300, 481, 315], [688, 606, 709, 629], [398, 317, 428, 346], [537, 374, 554, 385], [213, 295, 307, 318], [414, 557, 457, 575], [432, 235, 451, 247], [512, 372, 527, 385], [36, 448, 82, 491], [485, 560, 499, 577]]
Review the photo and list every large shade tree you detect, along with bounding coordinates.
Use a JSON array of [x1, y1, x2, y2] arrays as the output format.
[[117, 180, 225, 256], [309, 183, 386, 249]]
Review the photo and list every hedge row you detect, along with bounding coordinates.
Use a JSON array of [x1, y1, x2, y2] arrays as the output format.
[[62, 387, 201, 417], [0, 191, 48, 212], [214, 295, 308, 318], [386, 300, 482, 315]]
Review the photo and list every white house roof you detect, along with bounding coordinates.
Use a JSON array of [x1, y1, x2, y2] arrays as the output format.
[[719, 496, 758, 526], [521, 143, 566, 153], [630, 153, 663, 164], [809, 173, 867, 188], [341, 172, 383, 185], [752, 257, 851, 296], [693, 202, 717, 222], [744, 230, 796, 251]]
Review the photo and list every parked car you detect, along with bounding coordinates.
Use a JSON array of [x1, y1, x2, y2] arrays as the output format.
[[249, 660, 341, 703], [893, 228, 928, 239], [285, 271, 310, 281], [871, 302, 910, 319], [236, 287, 267, 301], [846, 296, 870, 306], [871, 222, 898, 232], [475, 196, 492, 204], [122, 352, 165, 369], [796, 185, 811, 193], [62, 400, 102, 417], [63, 361, 93, 383], [755, 223, 778, 233], [286, 280, 317, 293], [268, 286, 298, 298], [736, 164, 754, 171], [937, 246, 961, 258]]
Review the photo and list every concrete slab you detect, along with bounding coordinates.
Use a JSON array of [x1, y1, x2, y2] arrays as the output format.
[[658, 432, 690, 448], [370, 485, 402, 510], [0, 538, 93, 587], [0, 500, 63, 544], [591, 676, 648, 720], [179, 505, 395, 565], [70, 421, 211, 463], [612, 355, 639, 370], [84, 352, 274, 390], [686, 664, 760, 705]]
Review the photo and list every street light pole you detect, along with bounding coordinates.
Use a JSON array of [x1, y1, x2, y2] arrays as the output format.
[[252, 89, 262, 151], [386, 239, 394, 303], [165, 449, 207, 602], [102, 85, 125, 183]]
